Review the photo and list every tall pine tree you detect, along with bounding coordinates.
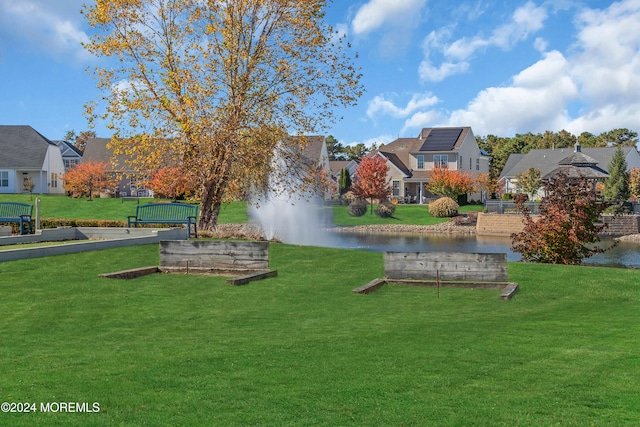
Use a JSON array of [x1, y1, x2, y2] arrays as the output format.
[[339, 168, 352, 195], [604, 146, 629, 202]]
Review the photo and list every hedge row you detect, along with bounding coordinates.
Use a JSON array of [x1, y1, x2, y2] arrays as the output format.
[[1, 219, 176, 234]]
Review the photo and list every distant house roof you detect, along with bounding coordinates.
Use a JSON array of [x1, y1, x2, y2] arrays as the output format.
[[0, 125, 57, 169], [501, 145, 636, 179], [52, 140, 83, 158], [82, 137, 136, 171]]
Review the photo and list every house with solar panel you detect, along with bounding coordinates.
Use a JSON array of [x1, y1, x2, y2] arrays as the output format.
[[375, 127, 491, 204]]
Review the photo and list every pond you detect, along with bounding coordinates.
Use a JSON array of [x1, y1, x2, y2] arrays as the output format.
[[325, 231, 640, 269]]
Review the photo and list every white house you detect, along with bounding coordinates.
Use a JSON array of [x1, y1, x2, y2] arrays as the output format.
[[0, 125, 65, 194]]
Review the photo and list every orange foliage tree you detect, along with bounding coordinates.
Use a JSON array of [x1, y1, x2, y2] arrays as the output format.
[[426, 166, 475, 200], [61, 161, 109, 200], [146, 167, 197, 201], [352, 155, 391, 214]]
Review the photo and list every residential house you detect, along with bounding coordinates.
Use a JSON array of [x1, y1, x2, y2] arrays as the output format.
[[0, 125, 65, 194], [376, 127, 490, 203], [52, 140, 83, 170], [500, 144, 640, 197], [82, 137, 152, 197]]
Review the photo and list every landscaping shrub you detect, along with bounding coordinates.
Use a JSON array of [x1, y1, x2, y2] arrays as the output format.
[[375, 201, 396, 218], [428, 197, 459, 218], [348, 200, 367, 217], [502, 193, 513, 200], [340, 191, 356, 206]]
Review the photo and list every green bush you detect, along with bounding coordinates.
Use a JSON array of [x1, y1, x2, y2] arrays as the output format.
[[375, 202, 396, 218], [348, 200, 367, 217], [502, 193, 513, 200], [428, 197, 459, 218]]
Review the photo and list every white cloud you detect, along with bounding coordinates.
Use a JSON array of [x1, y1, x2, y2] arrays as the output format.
[[345, 134, 395, 149], [351, 0, 427, 35], [442, 51, 578, 135], [0, 0, 90, 62], [419, 1, 548, 82], [401, 111, 442, 134], [367, 92, 439, 119]]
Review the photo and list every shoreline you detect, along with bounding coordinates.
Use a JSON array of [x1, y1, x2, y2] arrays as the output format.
[[204, 222, 640, 242]]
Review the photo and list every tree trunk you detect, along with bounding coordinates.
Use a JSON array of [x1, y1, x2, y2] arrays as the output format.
[[199, 177, 227, 231]]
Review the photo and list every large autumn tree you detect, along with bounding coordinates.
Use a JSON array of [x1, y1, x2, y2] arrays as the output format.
[[83, 0, 362, 230], [351, 154, 390, 214]]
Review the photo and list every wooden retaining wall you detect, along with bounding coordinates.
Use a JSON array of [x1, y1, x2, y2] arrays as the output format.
[[160, 240, 269, 270], [384, 251, 508, 282]]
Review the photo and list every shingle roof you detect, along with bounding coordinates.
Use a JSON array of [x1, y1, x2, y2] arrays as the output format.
[[82, 137, 135, 171], [0, 125, 55, 169], [501, 146, 635, 178]]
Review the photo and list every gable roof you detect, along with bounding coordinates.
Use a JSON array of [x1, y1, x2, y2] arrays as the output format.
[[52, 140, 83, 158], [0, 125, 57, 169], [501, 146, 637, 178]]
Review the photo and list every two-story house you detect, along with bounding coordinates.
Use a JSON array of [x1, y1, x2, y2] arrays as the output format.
[[0, 125, 66, 194], [376, 127, 490, 203]]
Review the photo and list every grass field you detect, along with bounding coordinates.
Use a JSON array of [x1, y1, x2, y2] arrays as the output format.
[[0, 194, 482, 227], [1, 244, 639, 426]]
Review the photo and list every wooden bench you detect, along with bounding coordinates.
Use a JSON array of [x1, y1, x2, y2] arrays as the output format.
[[354, 251, 518, 300], [128, 203, 199, 238], [159, 240, 277, 285], [0, 202, 33, 235]]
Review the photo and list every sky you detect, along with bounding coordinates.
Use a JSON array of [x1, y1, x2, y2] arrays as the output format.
[[1, 0, 639, 149]]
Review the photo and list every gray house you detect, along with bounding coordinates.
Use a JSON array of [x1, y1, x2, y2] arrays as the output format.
[[0, 125, 65, 194], [500, 144, 640, 196]]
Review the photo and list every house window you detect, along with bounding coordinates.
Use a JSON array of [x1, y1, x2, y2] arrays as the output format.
[[392, 180, 400, 197], [469, 157, 472, 169], [459, 156, 463, 168], [0, 171, 8, 187], [476, 158, 480, 171], [416, 155, 424, 169], [64, 159, 79, 169], [434, 154, 448, 168], [51, 173, 58, 188]]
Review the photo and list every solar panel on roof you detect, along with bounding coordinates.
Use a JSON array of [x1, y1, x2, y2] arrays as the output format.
[[420, 128, 463, 151]]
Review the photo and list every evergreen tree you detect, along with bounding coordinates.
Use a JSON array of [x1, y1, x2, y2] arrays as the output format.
[[339, 167, 351, 195], [603, 146, 629, 202]]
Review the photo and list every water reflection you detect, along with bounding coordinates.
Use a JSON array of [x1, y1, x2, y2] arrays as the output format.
[[326, 231, 640, 268]]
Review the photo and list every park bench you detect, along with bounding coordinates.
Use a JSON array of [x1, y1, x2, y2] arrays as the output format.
[[0, 202, 33, 235], [353, 251, 519, 300], [127, 202, 199, 238]]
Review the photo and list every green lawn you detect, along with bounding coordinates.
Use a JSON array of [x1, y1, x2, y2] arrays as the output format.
[[0, 194, 481, 227], [0, 194, 249, 224], [331, 203, 482, 226], [0, 244, 638, 426]]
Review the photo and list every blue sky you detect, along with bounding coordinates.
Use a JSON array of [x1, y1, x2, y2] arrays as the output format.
[[1, 0, 639, 148]]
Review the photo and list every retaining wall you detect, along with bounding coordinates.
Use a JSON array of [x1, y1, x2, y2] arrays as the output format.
[[477, 212, 640, 238]]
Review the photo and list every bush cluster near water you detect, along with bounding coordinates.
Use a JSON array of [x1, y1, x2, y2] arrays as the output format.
[[348, 200, 367, 217], [428, 197, 459, 217], [375, 201, 396, 218]]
